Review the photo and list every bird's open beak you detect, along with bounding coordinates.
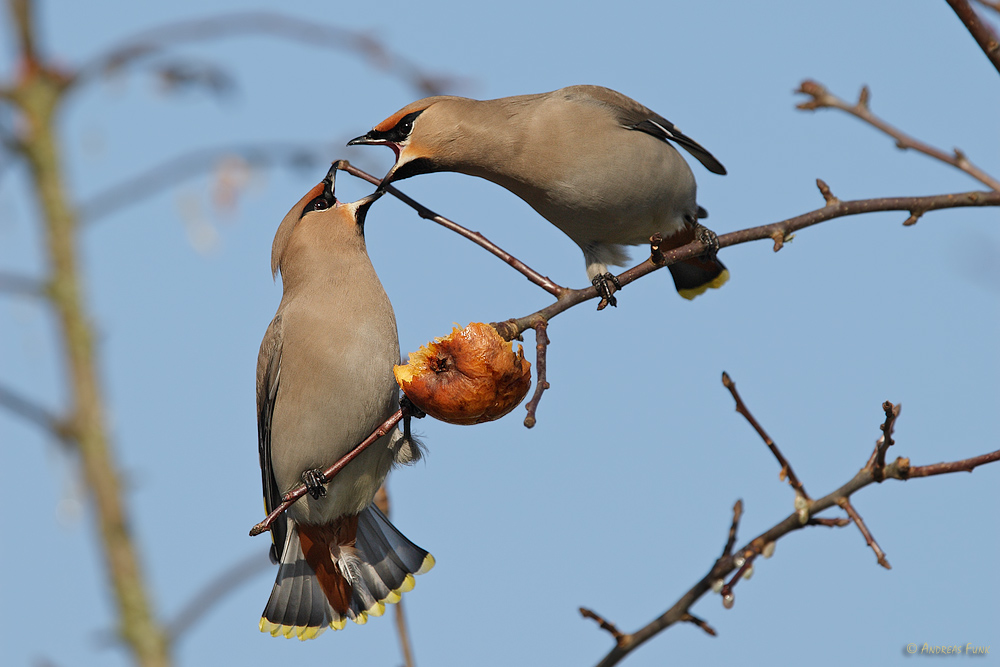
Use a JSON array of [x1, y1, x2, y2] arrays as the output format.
[[355, 189, 385, 226], [347, 132, 380, 147]]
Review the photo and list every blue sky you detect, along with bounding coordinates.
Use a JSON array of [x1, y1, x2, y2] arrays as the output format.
[[1, 1, 997, 666]]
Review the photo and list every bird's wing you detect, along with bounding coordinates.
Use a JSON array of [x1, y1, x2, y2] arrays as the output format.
[[628, 116, 727, 175], [257, 313, 286, 562], [560, 86, 727, 175]]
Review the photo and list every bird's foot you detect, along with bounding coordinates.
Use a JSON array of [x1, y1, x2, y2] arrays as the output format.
[[593, 273, 622, 310], [400, 394, 426, 419], [694, 223, 721, 258], [301, 469, 328, 499]]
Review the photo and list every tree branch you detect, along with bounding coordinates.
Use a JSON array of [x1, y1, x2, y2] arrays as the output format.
[[78, 142, 338, 223], [973, 0, 1000, 15], [946, 0, 1000, 75], [522, 320, 550, 428], [721, 372, 810, 500], [0, 380, 67, 442], [249, 409, 403, 536], [336, 161, 566, 297], [0, 271, 46, 297], [796, 80, 1000, 191], [587, 393, 1000, 667], [72, 12, 460, 97], [166, 551, 272, 641], [6, 2, 171, 662], [493, 188, 1000, 342]]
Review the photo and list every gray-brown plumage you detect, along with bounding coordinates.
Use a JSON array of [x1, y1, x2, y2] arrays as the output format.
[[257, 165, 432, 639], [349, 85, 728, 305]]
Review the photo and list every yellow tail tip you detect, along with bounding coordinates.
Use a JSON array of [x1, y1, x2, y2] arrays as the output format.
[[678, 269, 730, 300]]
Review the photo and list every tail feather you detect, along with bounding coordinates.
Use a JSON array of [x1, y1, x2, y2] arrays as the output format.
[[260, 504, 433, 639]]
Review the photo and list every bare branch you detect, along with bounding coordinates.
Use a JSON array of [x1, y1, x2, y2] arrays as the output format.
[[837, 497, 891, 569], [0, 381, 68, 442], [496, 190, 1000, 342], [8, 0, 172, 659], [974, 0, 1000, 14], [722, 372, 810, 500], [9, 0, 38, 66], [721, 499, 743, 558], [680, 613, 717, 637], [73, 12, 460, 97], [946, 0, 1000, 75], [522, 320, 550, 428], [167, 551, 272, 641], [870, 401, 901, 480], [796, 80, 1000, 191], [588, 405, 999, 667], [336, 161, 566, 297], [0, 271, 46, 297], [898, 449, 1000, 478], [807, 517, 851, 528], [250, 409, 403, 536], [78, 142, 336, 223], [580, 608, 626, 646]]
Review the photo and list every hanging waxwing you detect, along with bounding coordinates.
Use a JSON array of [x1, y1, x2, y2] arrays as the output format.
[[349, 85, 728, 307], [257, 164, 432, 639]]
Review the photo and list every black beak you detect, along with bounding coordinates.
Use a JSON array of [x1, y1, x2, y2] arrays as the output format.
[[322, 162, 338, 195], [347, 132, 378, 147], [355, 189, 385, 226]]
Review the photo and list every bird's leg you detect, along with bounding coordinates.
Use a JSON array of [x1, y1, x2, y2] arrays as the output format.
[[301, 469, 328, 499], [400, 394, 425, 420], [693, 223, 721, 258], [592, 272, 622, 310], [399, 394, 425, 445]]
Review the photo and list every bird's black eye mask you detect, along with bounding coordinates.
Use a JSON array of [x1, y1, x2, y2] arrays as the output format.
[[368, 109, 424, 143], [301, 167, 337, 217]]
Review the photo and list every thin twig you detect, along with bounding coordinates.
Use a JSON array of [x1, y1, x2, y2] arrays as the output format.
[[72, 12, 460, 97], [336, 162, 566, 297], [589, 420, 999, 667], [721, 499, 743, 558], [680, 613, 717, 637], [807, 517, 851, 528], [837, 497, 891, 569], [0, 381, 68, 442], [522, 320, 550, 428], [796, 80, 1000, 191], [945, 0, 1000, 75], [0, 271, 46, 297], [721, 372, 810, 500], [870, 401, 901, 481], [373, 484, 417, 667], [78, 142, 339, 223], [495, 190, 1000, 341], [166, 550, 272, 641], [249, 409, 402, 536], [394, 598, 416, 667], [899, 449, 1000, 478], [974, 0, 1000, 15], [580, 608, 626, 646], [719, 550, 757, 600]]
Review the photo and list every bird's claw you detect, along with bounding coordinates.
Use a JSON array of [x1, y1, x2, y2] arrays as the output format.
[[400, 394, 426, 419], [695, 224, 721, 257], [301, 469, 328, 499], [593, 273, 622, 310]]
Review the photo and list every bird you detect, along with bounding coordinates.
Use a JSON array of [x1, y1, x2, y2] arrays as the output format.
[[256, 163, 432, 639], [348, 85, 728, 307]]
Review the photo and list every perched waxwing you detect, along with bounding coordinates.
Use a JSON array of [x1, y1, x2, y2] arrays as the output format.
[[349, 85, 728, 306], [256, 164, 432, 639]]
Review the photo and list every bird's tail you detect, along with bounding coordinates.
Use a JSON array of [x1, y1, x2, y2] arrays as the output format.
[[669, 257, 729, 300], [260, 504, 434, 639]]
